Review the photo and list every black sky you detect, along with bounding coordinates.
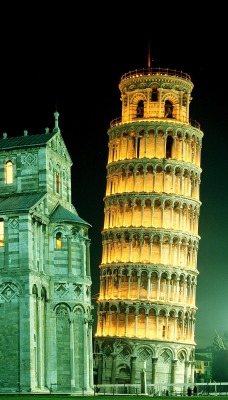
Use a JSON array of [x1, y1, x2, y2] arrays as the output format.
[[0, 6, 227, 348]]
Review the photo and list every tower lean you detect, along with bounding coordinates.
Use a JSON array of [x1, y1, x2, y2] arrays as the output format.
[[94, 66, 203, 390]]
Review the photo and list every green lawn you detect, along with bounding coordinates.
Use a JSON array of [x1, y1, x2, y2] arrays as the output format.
[[0, 396, 228, 400]]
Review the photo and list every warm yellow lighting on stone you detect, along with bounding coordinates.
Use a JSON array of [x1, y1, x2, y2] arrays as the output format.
[[94, 66, 203, 388]]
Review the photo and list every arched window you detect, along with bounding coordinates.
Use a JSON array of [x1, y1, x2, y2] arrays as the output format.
[[5, 161, 13, 184], [56, 232, 62, 249], [0, 220, 4, 247]]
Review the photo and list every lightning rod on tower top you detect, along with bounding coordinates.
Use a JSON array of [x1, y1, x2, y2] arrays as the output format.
[[148, 40, 151, 68]]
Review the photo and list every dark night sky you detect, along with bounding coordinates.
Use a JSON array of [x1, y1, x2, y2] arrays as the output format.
[[0, 6, 227, 349]]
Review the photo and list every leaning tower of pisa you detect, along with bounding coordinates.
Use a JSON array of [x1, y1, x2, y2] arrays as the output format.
[[94, 66, 203, 393]]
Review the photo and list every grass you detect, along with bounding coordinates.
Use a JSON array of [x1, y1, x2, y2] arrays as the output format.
[[0, 396, 228, 400]]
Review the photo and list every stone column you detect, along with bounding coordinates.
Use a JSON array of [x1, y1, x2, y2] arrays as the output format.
[[130, 355, 137, 394], [69, 317, 76, 389], [171, 359, 178, 390], [130, 355, 137, 384], [37, 296, 45, 389], [67, 236, 72, 273], [3, 216, 9, 268], [39, 223, 44, 273], [141, 365, 147, 394], [88, 319, 93, 389], [33, 220, 37, 269], [152, 357, 158, 384], [47, 304, 57, 390], [86, 239, 91, 275], [184, 360, 190, 384], [97, 353, 103, 384], [111, 353, 117, 384], [152, 357, 158, 395], [190, 361, 195, 383]]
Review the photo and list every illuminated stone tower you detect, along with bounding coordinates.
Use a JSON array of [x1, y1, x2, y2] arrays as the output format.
[[94, 67, 203, 392]]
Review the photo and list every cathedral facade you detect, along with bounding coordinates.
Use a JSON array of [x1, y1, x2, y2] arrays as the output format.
[[94, 67, 204, 393], [0, 112, 93, 394]]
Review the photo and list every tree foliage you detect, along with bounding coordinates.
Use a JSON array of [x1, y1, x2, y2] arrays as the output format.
[[213, 330, 226, 351]]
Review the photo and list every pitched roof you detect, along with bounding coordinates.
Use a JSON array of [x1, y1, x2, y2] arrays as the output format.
[[0, 194, 91, 227], [0, 193, 45, 212], [0, 131, 56, 150], [49, 204, 91, 227]]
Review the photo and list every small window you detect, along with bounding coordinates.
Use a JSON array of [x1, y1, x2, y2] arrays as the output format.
[[162, 325, 166, 338], [56, 232, 62, 249], [0, 220, 4, 247], [151, 87, 158, 101], [56, 171, 60, 194], [5, 161, 13, 184], [182, 96, 187, 107], [166, 135, 173, 158], [165, 100, 173, 118], [137, 100, 144, 118]]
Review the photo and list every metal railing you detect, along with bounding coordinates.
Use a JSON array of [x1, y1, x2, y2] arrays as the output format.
[[110, 116, 200, 130], [94, 382, 228, 396], [121, 67, 191, 82]]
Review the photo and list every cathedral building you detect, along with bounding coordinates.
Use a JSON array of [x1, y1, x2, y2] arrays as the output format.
[[94, 67, 204, 393], [0, 112, 93, 394]]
